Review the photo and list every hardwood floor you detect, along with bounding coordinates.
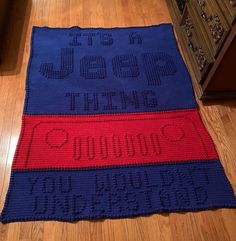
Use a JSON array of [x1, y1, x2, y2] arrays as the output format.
[[0, 0, 235, 240]]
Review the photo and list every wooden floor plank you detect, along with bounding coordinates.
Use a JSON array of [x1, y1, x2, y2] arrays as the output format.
[[0, 0, 235, 240]]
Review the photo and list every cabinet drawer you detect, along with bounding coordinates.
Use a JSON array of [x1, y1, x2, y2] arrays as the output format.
[[180, 7, 214, 83], [193, 0, 230, 57], [217, 0, 236, 25]]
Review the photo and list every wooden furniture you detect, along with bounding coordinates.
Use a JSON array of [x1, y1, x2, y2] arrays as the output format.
[[0, 0, 9, 32], [0, 0, 10, 59], [167, 0, 236, 99]]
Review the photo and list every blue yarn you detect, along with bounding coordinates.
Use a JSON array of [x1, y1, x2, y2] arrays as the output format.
[[24, 24, 197, 115], [1, 161, 235, 223]]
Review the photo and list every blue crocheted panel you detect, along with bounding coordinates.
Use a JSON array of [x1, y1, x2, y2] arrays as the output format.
[[1, 161, 236, 223], [24, 24, 196, 115]]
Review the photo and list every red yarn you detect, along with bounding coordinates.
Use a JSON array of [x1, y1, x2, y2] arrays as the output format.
[[13, 110, 218, 169]]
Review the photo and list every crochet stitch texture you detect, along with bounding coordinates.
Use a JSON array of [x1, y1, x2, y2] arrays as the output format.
[[1, 24, 235, 223]]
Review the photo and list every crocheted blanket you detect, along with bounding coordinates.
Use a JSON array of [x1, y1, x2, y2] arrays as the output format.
[[1, 24, 235, 223]]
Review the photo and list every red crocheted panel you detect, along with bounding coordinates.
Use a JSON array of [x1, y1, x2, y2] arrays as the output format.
[[13, 109, 218, 169]]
